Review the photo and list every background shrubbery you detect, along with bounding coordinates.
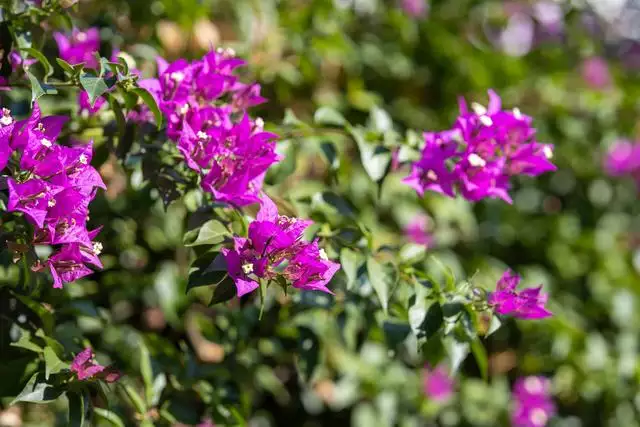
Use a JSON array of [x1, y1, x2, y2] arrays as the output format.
[[1, 0, 640, 426]]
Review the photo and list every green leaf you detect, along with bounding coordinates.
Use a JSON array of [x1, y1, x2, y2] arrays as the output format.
[[184, 220, 229, 247], [106, 94, 126, 144], [399, 243, 427, 265], [210, 276, 236, 305], [139, 343, 154, 406], [471, 338, 488, 381], [486, 315, 502, 337], [187, 252, 230, 291], [320, 141, 340, 169], [20, 48, 53, 80], [68, 390, 91, 427], [121, 384, 146, 414], [366, 258, 397, 315], [11, 329, 43, 353], [131, 87, 162, 128], [11, 372, 65, 404], [26, 71, 57, 101], [94, 408, 125, 427], [340, 248, 362, 291], [44, 347, 68, 379], [382, 321, 411, 349], [79, 74, 112, 106], [349, 126, 391, 182], [314, 106, 346, 127], [56, 58, 76, 75], [368, 106, 393, 132], [444, 338, 469, 375]]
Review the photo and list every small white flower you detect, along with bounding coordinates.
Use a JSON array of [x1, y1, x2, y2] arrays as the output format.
[[426, 170, 438, 181], [93, 241, 103, 255], [543, 145, 553, 159], [254, 117, 264, 129], [0, 108, 13, 126], [242, 262, 254, 274], [171, 71, 185, 82], [471, 102, 487, 116], [47, 199, 56, 208], [41, 138, 52, 148], [179, 104, 189, 115], [524, 377, 543, 394], [196, 131, 209, 141], [529, 408, 548, 427], [319, 248, 329, 261], [513, 107, 522, 119], [76, 32, 87, 42], [479, 115, 493, 127], [468, 153, 486, 167], [79, 154, 88, 164]]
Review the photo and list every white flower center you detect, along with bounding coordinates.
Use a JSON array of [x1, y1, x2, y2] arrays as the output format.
[[254, 117, 264, 130], [242, 262, 254, 274], [41, 138, 52, 148], [529, 408, 548, 426], [0, 108, 13, 126], [47, 199, 56, 208], [543, 145, 553, 159], [471, 102, 487, 116], [479, 115, 493, 127], [92, 241, 103, 255], [76, 32, 87, 42], [468, 153, 486, 167], [196, 131, 209, 141], [524, 377, 543, 394], [513, 108, 522, 119], [170, 71, 185, 82], [319, 248, 328, 261], [426, 170, 438, 181], [179, 104, 189, 115], [79, 154, 88, 164]]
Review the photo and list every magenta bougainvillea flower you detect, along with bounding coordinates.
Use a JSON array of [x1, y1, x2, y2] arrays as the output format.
[[53, 28, 100, 68], [404, 90, 555, 203], [137, 47, 277, 206], [222, 195, 339, 297], [404, 214, 434, 247], [70, 348, 121, 382], [3, 104, 104, 289], [488, 270, 552, 319], [511, 376, 555, 427], [423, 364, 455, 401]]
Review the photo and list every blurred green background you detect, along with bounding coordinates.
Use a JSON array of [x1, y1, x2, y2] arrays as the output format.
[[3, 0, 640, 426]]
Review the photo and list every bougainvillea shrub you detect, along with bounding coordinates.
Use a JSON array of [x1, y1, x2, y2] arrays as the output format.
[[0, 0, 639, 426]]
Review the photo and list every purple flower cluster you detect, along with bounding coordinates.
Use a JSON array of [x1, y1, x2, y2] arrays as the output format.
[[139, 49, 277, 206], [604, 140, 640, 185], [71, 348, 121, 382], [53, 28, 100, 68], [488, 270, 551, 319], [404, 90, 555, 203], [222, 195, 340, 296], [511, 376, 555, 427], [2, 104, 105, 288]]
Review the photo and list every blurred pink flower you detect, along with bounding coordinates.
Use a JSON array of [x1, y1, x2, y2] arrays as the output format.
[[404, 214, 434, 247], [604, 140, 640, 177], [400, 0, 428, 18], [581, 57, 612, 90], [511, 376, 555, 427], [423, 364, 455, 401]]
